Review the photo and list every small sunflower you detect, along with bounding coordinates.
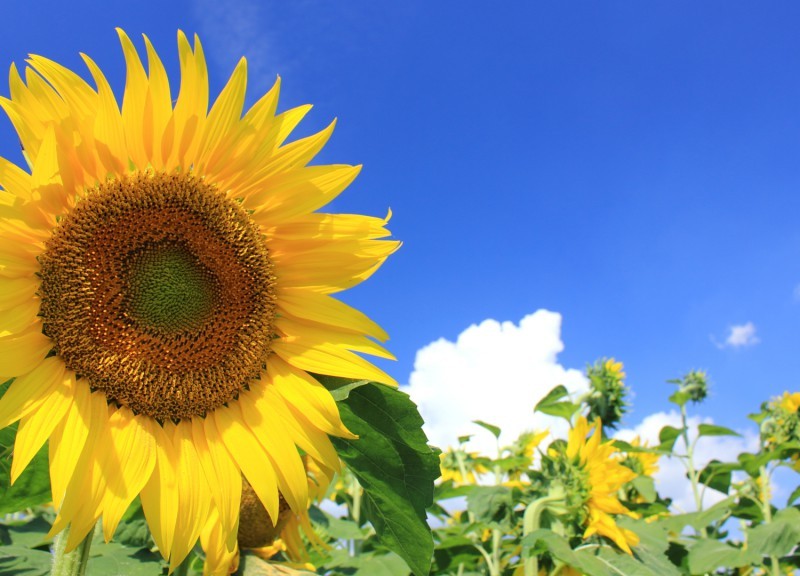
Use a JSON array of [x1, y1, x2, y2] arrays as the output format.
[[439, 447, 489, 486], [0, 30, 398, 572], [562, 416, 639, 554]]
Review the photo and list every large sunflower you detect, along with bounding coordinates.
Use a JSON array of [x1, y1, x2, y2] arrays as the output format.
[[0, 30, 398, 571]]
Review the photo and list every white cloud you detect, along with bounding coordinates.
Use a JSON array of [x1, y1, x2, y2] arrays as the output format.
[[404, 310, 588, 456], [714, 322, 759, 349], [616, 412, 760, 512]]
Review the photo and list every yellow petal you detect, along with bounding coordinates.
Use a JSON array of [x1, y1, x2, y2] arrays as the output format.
[[0, 355, 64, 430], [142, 34, 173, 168], [169, 420, 212, 572], [169, 31, 208, 168], [0, 276, 39, 311], [252, 382, 340, 475], [200, 505, 239, 576], [47, 389, 111, 551], [275, 316, 394, 361], [0, 297, 39, 335], [192, 416, 242, 552], [0, 156, 33, 201], [266, 355, 355, 438], [101, 408, 157, 540], [238, 390, 308, 514], [117, 28, 149, 170], [140, 422, 179, 560], [273, 339, 397, 387], [0, 323, 52, 378], [214, 403, 280, 522], [10, 370, 74, 483], [194, 58, 247, 171], [49, 380, 92, 509], [81, 54, 127, 175], [243, 164, 360, 223]]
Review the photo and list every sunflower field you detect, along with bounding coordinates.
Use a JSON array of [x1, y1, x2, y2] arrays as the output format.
[[0, 30, 799, 576]]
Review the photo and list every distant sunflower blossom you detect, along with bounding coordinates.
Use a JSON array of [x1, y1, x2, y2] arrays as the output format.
[[563, 416, 639, 554], [0, 30, 398, 573]]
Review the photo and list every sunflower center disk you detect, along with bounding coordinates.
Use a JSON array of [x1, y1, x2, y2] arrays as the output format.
[[38, 172, 277, 421], [126, 242, 217, 333]]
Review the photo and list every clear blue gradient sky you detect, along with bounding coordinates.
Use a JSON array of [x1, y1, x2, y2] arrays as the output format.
[[1, 2, 799, 431]]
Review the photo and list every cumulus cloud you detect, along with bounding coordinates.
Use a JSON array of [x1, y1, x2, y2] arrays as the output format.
[[404, 310, 588, 456], [616, 412, 760, 512], [714, 322, 759, 349]]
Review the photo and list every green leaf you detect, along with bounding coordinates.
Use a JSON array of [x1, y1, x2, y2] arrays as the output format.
[[696, 460, 735, 494], [535, 385, 570, 410], [656, 497, 734, 533], [472, 420, 501, 439], [332, 383, 439, 576], [314, 374, 371, 401], [657, 425, 682, 452], [433, 537, 482, 573], [87, 542, 166, 576], [466, 486, 512, 526], [0, 545, 51, 576], [616, 517, 681, 576], [668, 390, 690, 407], [534, 385, 581, 421], [353, 553, 411, 576], [308, 506, 368, 540], [1, 516, 52, 549], [522, 529, 615, 576], [686, 539, 757, 574], [787, 484, 800, 506], [0, 425, 51, 515], [630, 475, 657, 503], [697, 424, 741, 438], [747, 507, 800, 557]]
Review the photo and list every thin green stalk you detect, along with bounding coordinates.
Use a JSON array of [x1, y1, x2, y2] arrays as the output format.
[[680, 404, 706, 537], [51, 524, 95, 576], [759, 466, 781, 576]]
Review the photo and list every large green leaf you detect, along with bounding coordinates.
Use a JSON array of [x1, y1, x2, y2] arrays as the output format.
[[696, 460, 736, 495], [466, 486, 513, 526], [746, 507, 800, 558], [657, 425, 683, 452], [522, 530, 615, 576], [0, 546, 51, 576], [534, 386, 579, 421], [686, 539, 757, 574], [332, 383, 440, 576]]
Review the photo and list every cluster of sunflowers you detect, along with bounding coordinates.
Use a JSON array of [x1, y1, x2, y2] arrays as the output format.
[[1, 31, 800, 576]]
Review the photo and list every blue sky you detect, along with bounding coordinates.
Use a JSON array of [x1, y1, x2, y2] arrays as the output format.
[[1, 2, 799, 474]]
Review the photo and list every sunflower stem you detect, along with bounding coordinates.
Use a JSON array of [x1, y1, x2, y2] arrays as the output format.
[[50, 524, 95, 576], [523, 487, 566, 576]]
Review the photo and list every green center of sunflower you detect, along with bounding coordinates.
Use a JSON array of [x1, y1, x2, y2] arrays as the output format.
[[126, 242, 217, 333], [38, 171, 277, 421]]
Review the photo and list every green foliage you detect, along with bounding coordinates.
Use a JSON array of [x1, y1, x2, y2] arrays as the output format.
[[2, 364, 800, 576], [331, 382, 441, 576]]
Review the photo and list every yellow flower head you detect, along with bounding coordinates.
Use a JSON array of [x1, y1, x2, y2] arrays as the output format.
[[779, 391, 800, 414], [0, 30, 398, 573], [565, 416, 640, 554], [604, 358, 626, 379], [622, 437, 660, 477], [440, 448, 489, 486]]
